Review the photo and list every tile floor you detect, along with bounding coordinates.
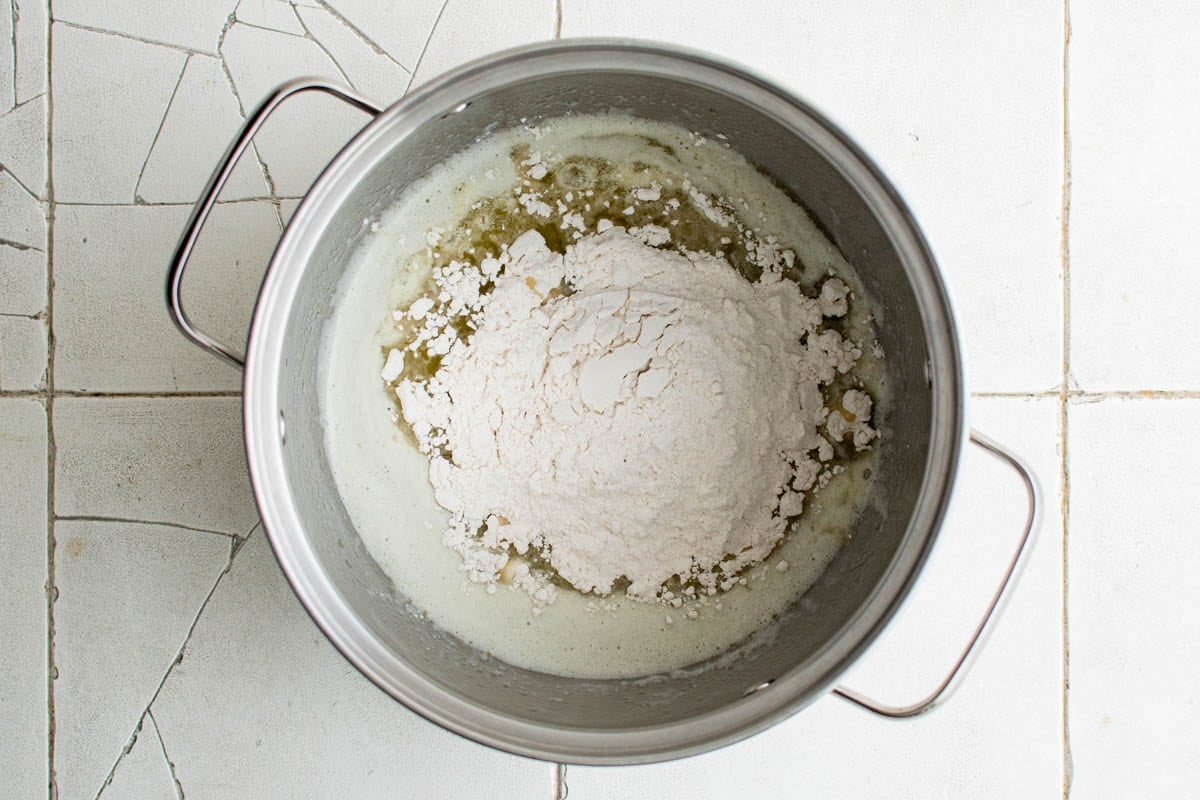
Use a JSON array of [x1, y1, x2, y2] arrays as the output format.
[[1, 1, 1196, 797]]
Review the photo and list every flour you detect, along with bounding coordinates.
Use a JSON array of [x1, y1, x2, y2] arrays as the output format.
[[390, 226, 875, 603], [327, 113, 887, 677]]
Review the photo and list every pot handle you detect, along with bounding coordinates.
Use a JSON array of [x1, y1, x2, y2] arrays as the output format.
[[832, 429, 1040, 718], [167, 78, 382, 367]]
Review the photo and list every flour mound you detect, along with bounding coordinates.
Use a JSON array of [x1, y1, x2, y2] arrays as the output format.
[[392, 228, 874, 602]]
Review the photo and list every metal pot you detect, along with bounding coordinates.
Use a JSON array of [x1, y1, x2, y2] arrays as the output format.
[[167, 40, 1037, 764]]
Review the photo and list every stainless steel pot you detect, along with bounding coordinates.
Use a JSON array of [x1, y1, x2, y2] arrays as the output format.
[[167, 40, 1038, 764]]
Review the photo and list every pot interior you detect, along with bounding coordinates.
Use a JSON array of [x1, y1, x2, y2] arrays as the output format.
[[252, 43, 961, 763]]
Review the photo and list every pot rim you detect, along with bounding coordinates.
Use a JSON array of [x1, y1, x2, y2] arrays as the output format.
[[243, 38, 965, 764]]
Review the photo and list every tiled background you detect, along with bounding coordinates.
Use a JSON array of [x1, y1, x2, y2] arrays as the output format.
[[1, 1, 1196, 797]]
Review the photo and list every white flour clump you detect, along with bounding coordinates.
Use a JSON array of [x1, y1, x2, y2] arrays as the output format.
[[391, 227, 875, 604]]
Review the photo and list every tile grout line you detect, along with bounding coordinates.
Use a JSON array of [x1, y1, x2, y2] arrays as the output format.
[[1059, 0, 1074, 797], [42, 390, 244, 398], [44, 3, 58, 797], [554, 763, 566, 799], [6, 387, 1199, 401], [976, 389, 1200, 401], [0, 390, 243, 398]]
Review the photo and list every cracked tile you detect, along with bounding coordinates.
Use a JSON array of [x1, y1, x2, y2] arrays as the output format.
[[221, 20, 374, 197], [137, 55, 270, 203], [0, 95, 48, 199], [0, 162, 47, 391], [220, 21, 342, 114], [1069, 398, 1200, 796], [1069, 5, 1200, 391], [53, 204, 277, 392], [0, 167, 45, 246], [13, 0, 48, 104], [0, 399, 48, 800], [51, 0, 238, 55], [323, 0, 445, 72], [235, 0, 305, 36], [294, 4, 410, 105], [568, 397, 1063, 798], [53, 519, 231, 800], [561, 0, 1064, 394], [152, 529, 554, 798], [0, 315, 47, 390], [1, 170, 46, 319], [410, 0, 557, 88], [51, 23, 186, 203], [54, 398, 258, 535], [96, 715, 178, 800]]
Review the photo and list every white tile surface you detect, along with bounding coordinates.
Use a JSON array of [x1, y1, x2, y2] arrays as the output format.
[[178, 200, 282, 356], [0, 242, 46, 315], [51, 24, 185, 204], [0, 315, 48, 390], [97, 715, 178, 800], [566, 396, 1063, 798], [293, 4, 411, 104], [12, 0, 48, 105], [409, 0, 556, 87], [53, 519, 231, 800], [235, 0, 307, 36], [0, 95, 48, 199], [561, 0, 1065, 394], [151, 529, 555, 799], [52, 204, 244, 393], [0, 167, 46, 246], [1068, 397, 1200, 797], [322, 0, 445, 72], [51, 0, 236, 55], [53, 398, 258, 535], [0, 399, 48, 800], [137, 55, 270, 203], [1069, 4, 1200, 391], [280, 197, 302, 224]]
